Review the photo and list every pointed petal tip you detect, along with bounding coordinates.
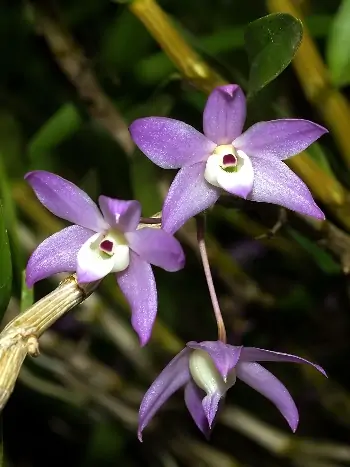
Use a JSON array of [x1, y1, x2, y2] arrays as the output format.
[[138, 333, 150, 348], [313, 206, 325, 220], [137, 430, 143, 442], [288, 414, 299, 433], [282, 407, 299, 433], [319, 125, 329, 135], [24, 171, 34, 181], [315, 364, 328, 378]]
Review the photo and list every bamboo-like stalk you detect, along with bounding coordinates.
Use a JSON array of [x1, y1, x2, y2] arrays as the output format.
[[0, 276, 97, 410], [129, 0, 350, 230], [267, 0, 350, 168], [129, 0, 225, 94]]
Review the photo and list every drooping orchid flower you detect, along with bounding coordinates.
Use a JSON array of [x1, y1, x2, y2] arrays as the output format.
[[138, 340, 326, 439]]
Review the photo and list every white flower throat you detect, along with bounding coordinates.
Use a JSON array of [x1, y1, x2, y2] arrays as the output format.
[[189, 349, 237, 397], [97, 229, 130, 271], [77, 228, 130, 280], [204, 144, 254, 195]]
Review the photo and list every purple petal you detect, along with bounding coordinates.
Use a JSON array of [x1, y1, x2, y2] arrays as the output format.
[[26, 225, 93, 287], [249, 158, 325, 219], [129, 117, 216, 169], [187, 341, 242, 381], [126, 228, 185, 272], [202, 392, 222, 429], [25, 171, 108, 231], [234, 119, 328, 161], [203, 85, 246, 144], [241, 347, 327, 377], [184, 381, 210, 437], [138, 348, 191, 441], [116, 251, 157, 346], [236, 362, 299, 432], [98, 196, 141, 232], [162, 162, 220, 234]]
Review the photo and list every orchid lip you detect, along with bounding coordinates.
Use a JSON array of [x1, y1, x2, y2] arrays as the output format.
[[204, 143, 254, 196], [189, 349, 237, 397]]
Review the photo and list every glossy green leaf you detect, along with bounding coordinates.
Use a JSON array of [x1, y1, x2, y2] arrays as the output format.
[[326, 0, 350, 87], [245, 13, 303, 96], [0, 202, 12, 322]]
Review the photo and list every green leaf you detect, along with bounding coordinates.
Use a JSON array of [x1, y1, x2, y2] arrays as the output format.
[[131, 150, 163, 216], [0, 156, 24, 279], [245, 13, 303, 97], [306, 142, 334, 176], [100, 9, 153, 71], [287, 228, 341, 275], [0, 202, 12, 322], [326, 0, 350, 87], [28, 103, 82, 168], [20, 270, 33, 313]]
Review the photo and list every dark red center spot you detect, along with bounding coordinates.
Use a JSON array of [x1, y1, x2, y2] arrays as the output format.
[[100, 239, 113, 253], [223, 153, 237, 165]]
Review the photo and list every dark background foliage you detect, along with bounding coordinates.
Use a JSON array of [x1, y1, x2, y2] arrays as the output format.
[[1, 0, 350, 466]]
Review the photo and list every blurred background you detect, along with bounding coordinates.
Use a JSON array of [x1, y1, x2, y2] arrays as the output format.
[[1, 0, 350, 465]]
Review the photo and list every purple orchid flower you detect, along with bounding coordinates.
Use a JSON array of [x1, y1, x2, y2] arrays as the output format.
[[25, 170, 185, 345], [138, 340, 326, 440], [130, 84, 327, 234]]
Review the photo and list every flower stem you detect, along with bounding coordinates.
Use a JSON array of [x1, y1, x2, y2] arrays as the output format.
[[196, 214, 227, 343]]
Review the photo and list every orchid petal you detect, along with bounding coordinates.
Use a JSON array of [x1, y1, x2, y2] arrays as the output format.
[[236, 362, 299, 432], [162, 162, 220, 234], [184, 381, 210, 437], [249, 158, 325, 219], [26, 225, 93, 287], [241, 347, 326, 376], [234, 119, 328, 161], [76, 232, 127, 283], [116, 251, 157, 346], [187, 341, 242, 381], [203, 85, 246, 144], [98, 196, 141, 232], [130, 117, 216, 169], [126, 228, 185, 272], [25, 171, 108, 231], [138, 348, 191, 441], [202, 392, 222, 429]]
